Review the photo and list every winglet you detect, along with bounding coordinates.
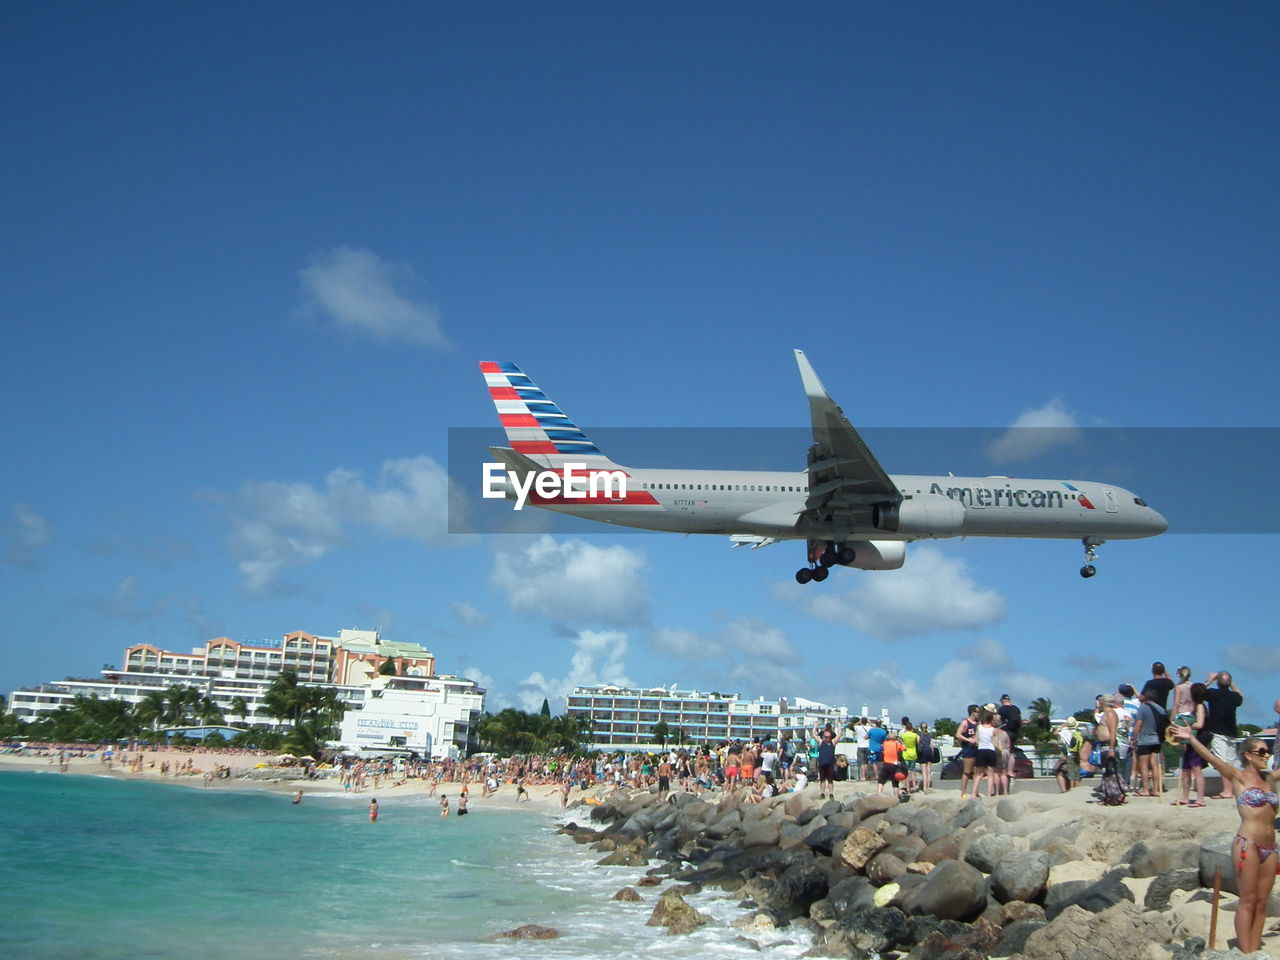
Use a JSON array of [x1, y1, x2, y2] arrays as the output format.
[[794, 349, 830, 402]]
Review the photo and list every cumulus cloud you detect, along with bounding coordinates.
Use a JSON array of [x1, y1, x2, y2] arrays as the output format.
[[225, 456, 458, 592], [491, 535, 649, 626], [4, 503, 50, 566], [650, 617, 799, 666], [780, 546, 1005, 640], [299, 246, 450, 348], [1222, 642, 1280, 675], [986, 397, 1083, 464], [829, 643, 1063, 724], [516, 629, 633, 712], [450, 600, 490, 631]]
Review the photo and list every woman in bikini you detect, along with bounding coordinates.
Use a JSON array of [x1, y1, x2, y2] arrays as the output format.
[[1175, 728, 1278, 953]]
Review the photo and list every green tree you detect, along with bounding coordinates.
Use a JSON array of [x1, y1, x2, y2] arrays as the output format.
[[651, 720, 671, 747], [539, 698, 551, 718], [378, 658, 397, 676], [1028, 697, 1056, 739], [932, 717, 958, 738], [229, 696, 249, 725]]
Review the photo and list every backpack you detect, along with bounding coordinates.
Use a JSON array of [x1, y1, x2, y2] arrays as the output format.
[[1097, 756, 1127, 806]]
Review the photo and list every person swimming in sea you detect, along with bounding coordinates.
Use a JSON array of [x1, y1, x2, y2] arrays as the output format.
[[368, 798, 378, 822], [1175, 727, 1279, 953], [293, 790, 303, 805]]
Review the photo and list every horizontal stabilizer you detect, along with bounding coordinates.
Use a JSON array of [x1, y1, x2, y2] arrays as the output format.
[[729, 534, 781, 549]]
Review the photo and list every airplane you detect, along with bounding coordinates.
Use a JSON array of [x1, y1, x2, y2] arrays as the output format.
[[479, 351, 1167, 583]]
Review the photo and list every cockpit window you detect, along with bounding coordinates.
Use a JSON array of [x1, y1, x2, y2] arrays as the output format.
[[1134, 498, 1147, 507]]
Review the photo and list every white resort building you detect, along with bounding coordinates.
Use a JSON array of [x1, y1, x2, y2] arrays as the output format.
[[566, 684, 851, 749], [6, 628, 484, 758]]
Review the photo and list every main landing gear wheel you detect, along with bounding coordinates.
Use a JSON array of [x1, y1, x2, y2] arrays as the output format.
[[1079, 538, 1103, 579], [819, 549, 838, 568], [795, 568, 813, 584], [811, 565, 829, 582], [837, 545, 856, 565]]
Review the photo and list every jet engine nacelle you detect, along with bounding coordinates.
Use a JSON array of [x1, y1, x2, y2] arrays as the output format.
[[872, 494, 965, 538], [844, 540, 906, 570]]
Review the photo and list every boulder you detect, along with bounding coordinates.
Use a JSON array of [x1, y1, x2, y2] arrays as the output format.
[[836, 905, 913, 955], [645, 889, 709, 935], [906, 861, 936, 876], [964, 832, 1020, 874], [741, 820, 783, 848], [597, 846, 648, 867], [824, 875, 876, 920], [912, 807, 952, 844], [885, 834, 927, 864], [903, 917, 1001, 960], [852, 793, 899, 821], [1043, 874, 1133, 922], [612, 886, 643, 902], [491, 924, 559, 940], [991, 850, 1050, 904], [838, 827, 889, 871], [996, 797, 1027, 822], [764, 862, 831, 921], [1131, 839, 1200, 879], [1144, 867, 1201, 911], [804, 823, 851, 856], [1199, 831, 1240, 895], [918, 832, 964, 865], [1018, 901, 1172, 960], [994, 918, 1046, 956], [1001, 900, 1046, 924], [903, 859, 988, 922], [866, 852, 908, 886], [636, 875, 662, 887]]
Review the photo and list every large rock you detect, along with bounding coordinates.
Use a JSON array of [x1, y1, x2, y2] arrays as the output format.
[[491, 924, 559, 940], [612, 886, 643, 901], [996, 797, 1027, 822], [597, 845, 648, 867], [903, 859, 988, 922], [823, 875, 876, 920], [838, 826, 889, 871], [994, 918, 1046, 956], [1199, 831, 1241, 895], [918, 832, 964, 865], [764, 862, 830, 921], [852, 793, 899, 821], [741, 819, 782, 848], [645, 889, 709, 935], [867, 851, 909, 886], [804, 823, 850, 856], [903, 917, 1001, 960], [1019, 901, 1172, 959], [991, 850, 1050, 904], [1043, 873, 1133, 922], [1131, 839, 1200, 878], [964, 832, 1020, 874], [831, 905, 913, 956], [1144, 867, 1201, 911]]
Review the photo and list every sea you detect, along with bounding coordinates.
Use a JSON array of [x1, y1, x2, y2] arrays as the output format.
[[0, 770, 814, 960]]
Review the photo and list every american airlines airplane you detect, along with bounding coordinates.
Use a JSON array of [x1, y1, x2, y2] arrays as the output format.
[[480, 351, 1167, 583]]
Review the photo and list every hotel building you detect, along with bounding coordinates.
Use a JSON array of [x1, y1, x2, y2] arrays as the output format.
[[565, 683, 851, 749], [7, 628, 482, 758]]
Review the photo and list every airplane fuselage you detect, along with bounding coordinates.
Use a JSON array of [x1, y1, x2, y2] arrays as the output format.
[[504, 466, 1167, 542]]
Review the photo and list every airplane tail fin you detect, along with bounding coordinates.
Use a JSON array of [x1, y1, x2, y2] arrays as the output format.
[[479, 361, 621, 468]]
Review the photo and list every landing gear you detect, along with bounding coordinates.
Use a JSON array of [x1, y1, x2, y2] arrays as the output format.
[[795, 568, 813, 584], [797, 540, 852, 583], [811, 565, 829, 582], [837, 545, 856, 565], [819, 548, 838, 567], [1079, 538, 1104, 578]]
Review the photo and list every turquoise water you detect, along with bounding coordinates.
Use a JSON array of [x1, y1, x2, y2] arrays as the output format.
[[0, 771, 812, 959]]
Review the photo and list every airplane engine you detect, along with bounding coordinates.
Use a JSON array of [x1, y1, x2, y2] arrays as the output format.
[[872, 494, 965, 538], [843, 540, 906, 570]]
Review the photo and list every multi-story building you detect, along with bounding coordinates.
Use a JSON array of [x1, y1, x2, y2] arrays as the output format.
[[565, 684, 851, 749], [7, 628, 484, 758]]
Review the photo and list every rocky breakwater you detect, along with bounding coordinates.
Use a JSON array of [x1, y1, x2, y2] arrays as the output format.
[[557, 789, 1279, 959]]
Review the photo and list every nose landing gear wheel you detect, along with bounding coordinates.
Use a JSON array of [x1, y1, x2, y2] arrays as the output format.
[[795, 568, 813, 584], [1080, 564, 1096, 578]]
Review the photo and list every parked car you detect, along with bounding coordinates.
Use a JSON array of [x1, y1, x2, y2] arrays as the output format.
[[939, 746, 1035, 780]]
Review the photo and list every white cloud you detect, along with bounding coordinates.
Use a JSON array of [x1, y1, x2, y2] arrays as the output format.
[[87, 576, 215, 636], [4, 503, 50, 566], [299, 246, 450, 348], [650, 617, 798, 666], [226, 456, 456, 592], [450, 601, 490, 631], [516, 629, 633, 712], [491, 535, 649, 626], [986, 397, 1083, 464], [828, 644, 1066, 725], [781, 546, 1005, 640], [1222, 642, 1280, 675]]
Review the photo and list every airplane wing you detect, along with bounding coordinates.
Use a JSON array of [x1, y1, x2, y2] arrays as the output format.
[[794, 349, 900, 530]]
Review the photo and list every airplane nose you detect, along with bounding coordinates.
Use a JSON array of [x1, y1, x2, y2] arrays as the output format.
[[1150, 511, 1168, 534]]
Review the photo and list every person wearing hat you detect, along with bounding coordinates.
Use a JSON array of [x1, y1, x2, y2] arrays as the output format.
[[1055, 717, 1083, 792]]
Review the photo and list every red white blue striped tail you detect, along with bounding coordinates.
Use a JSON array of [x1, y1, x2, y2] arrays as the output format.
[[479, 361, 618, 466]]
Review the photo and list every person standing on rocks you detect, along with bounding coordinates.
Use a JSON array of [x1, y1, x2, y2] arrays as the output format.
[[956, 704, 980, 798], [1173, 682, 1209, 807], [854, 719, 871, 781], [1055, 717, 1083, 792], [1131, 691, 1167, 798], [656, 755, 673, 800], [916, 722, 935, 791], [997, 694, 1023, 787], [813, 724, 841, 800], [866, 721, 886, 782], [1174, 727, 1279, 953], [1203, 671, 1244, 799], [899, 719, 920, 792]]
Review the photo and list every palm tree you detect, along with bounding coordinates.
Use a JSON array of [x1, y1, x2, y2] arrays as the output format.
[[1028, 697, 1056, 739], [229, 696, 250, 726], [651, 720, 671, 748]]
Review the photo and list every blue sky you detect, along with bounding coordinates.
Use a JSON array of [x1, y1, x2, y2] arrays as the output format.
[[3, 4, 1278, 724]]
